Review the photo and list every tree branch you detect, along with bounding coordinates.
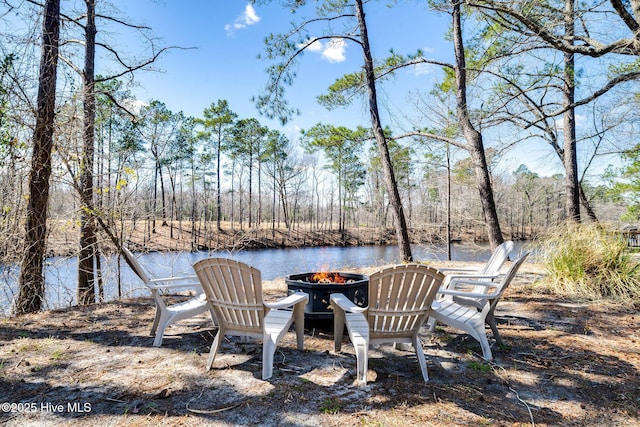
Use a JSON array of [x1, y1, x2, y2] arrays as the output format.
[[392, 130, 467, 150], [468, 0, 640, 56]]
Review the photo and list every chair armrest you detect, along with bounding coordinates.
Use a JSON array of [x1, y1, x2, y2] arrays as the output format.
[[330, 293, 367, 313], [149, 275, 198, 282], [446, 273, 499, 281], [447, 278, 502, 288], [437, 267, 480, 273], [437, 288, 499, 300], [264, 292, 308, 310], [146, 276, 202, 290]]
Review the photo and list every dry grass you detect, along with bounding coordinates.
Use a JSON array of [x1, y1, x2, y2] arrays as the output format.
[[533, 222, 640, 303]]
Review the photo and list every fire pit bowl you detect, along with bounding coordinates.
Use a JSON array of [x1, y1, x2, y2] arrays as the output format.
[[285, 272, 369, 321]]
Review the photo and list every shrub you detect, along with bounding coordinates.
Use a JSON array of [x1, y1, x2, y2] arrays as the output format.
[[534, 222, 640, 303]]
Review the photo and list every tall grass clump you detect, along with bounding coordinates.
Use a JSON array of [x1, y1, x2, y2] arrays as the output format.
[[535, 222, 640, 303]]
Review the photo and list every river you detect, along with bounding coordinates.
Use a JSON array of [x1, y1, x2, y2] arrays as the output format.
[[0, 241, 527, 316]]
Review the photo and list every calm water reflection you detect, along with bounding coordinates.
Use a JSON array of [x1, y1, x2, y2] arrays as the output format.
[[0, 241, 527, 315]]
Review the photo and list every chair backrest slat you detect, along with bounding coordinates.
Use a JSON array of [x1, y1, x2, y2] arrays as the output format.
[[194, 258, 264, 332], [121, 247, 151, 284], [481, 240, 514, 276], [488, 252, 530, 309], [368, 264, 444, 337]]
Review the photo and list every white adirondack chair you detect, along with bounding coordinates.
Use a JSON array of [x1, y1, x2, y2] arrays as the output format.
[[192, 258, 308, 380], [430, 240, 515, 331], [331, 264, 445, 384], [438, 240, 514, 282], [428, 252, 529, 360], [121, 247, 214, 347]]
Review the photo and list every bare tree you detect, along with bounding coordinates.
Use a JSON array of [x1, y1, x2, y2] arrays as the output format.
[[354, 0, 412, 260], [371, 2, 505, 248], [77, 0, 98, 305], [450, 0, 503, 248], [16, 0, 60, 314], [467, 0, 640, 221], [256, 0, 413, 260]]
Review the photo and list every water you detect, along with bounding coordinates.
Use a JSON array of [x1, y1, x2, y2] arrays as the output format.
[[0, 241, 527, 316]]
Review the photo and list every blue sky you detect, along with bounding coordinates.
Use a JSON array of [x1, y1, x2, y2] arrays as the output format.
[[107, 1, 452, 139], [98, 1, 583, 177]]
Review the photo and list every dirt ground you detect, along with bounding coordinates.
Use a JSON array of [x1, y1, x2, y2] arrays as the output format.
[[1, 262, 639, 427]]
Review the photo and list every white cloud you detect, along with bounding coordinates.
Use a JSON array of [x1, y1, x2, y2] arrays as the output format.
[[125, 99, 147, 116], [299, 38, 347, 63], [225, 3, 261, 34], [321, 38, 346, 63], [302, 38, 323, 53]]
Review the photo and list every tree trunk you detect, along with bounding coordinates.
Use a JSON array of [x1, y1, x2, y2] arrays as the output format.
[[452, 0, 503, 249], [216, 133, 222, 231], [258, 158, 262, 226], [248, 145, 253, 228], [446, 143, 452, 261], [191, 158, 197, 251], [355, 0, 412, 261], [159, 163, 168, 226], [564, 0, 580, 221], [16, 0, 60, 314], [579, 184, 598, 222], [78, 0, 97, 305]]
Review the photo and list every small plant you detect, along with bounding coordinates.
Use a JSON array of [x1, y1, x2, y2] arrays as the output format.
[[320, 397, 341, 414], [468, 361, 491, 373], [50, 349, 64, 361]]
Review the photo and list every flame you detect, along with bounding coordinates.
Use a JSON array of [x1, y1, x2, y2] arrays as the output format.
[[310, 271, 346, 284]]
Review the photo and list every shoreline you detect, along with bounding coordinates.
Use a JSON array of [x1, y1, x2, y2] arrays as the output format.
[[1, 258, 545, 319], [40, 220, 535, 259]]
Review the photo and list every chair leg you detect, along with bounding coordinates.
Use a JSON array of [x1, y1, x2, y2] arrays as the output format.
[[262, 325, 290, 380], [152, 311, 174, 347], [345, 313, 369, 384], [262, 311, 294, 380], [426, 316, 437, 332], [486, 313, 503, 346], [207, 329, 224, 370], [333, 307, 345, 352], [476, 330, 493, 361], [352, 334, 368, 384], [208, 308, 218, 328], [150, 306, 162, 335], [412, 334, 429, 383], [262, 332, 277, 380], [293, 303, 305, 350]]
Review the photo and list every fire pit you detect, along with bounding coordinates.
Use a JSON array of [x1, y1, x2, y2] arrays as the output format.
[[285, 272, 369, 322]]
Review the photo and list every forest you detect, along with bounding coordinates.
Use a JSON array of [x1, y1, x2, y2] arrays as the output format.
[[1, 0, 640, 315]]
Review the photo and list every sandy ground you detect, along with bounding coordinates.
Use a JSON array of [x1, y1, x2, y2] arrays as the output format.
[[1, 261, 639, 426]]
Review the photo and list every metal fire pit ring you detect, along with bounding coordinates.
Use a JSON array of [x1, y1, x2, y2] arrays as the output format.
[[285, 272, 369, 322]]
